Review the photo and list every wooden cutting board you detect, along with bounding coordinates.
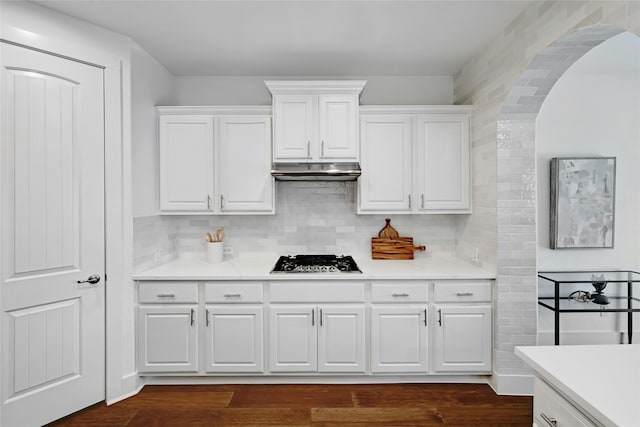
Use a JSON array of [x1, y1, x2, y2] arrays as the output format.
[[371, 237, 426, 260]]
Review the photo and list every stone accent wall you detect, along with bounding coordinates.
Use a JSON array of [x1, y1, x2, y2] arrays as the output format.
[[454, 0, 640, 393]]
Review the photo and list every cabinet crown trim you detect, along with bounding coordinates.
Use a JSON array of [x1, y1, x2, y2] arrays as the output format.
[[156, 106, 272, 115], [265, 80, 367, 95], [359, 105, 473, 115]]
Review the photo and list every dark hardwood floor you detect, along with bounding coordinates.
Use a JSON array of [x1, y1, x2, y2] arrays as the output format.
[[47, 383, 532, 426]]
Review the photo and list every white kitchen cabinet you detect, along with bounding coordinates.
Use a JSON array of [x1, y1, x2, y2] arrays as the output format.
[[138, 306, 198, 373], [432, 281, 492, 373], [370, 282, 429, 373], [159, 115, 214, 212], [157, 107, 274, 214], [266, 81, 365, 162], [358, 106, 472, 214], [218, 116, 273, 213], [416, 114, 470, 211], [204, 282, 264, 373], [268, 305, 317, 372], [533, 377, 595, 427], [205, 305, 264, 373], [359, 114, 413, 212], [268, 304, 366, 373], [370, 306, 429, 373], [137, 282, 199, 373]]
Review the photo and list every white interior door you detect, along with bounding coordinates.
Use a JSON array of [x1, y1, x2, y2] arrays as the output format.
[[1, 42, 105, 426]]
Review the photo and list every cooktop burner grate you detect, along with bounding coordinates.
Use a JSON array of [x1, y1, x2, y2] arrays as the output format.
[[271, 254, 362, 273]]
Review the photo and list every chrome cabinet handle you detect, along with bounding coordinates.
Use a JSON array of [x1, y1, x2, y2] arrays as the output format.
[[312, 308, 315, 326], [307, 140, 311, 158], [321, 140, 324, 157], [438, 309, 442, 326], [223, 293, 241, 298], [206, 309, 210, 326], [207, 195, 212, 209], [421, 194, 425, 209], [190, 308, 195, 326], [392, 293, 409, 297], [156, 293, 175, 298], [220, 194, 224, 209], [77, 274, 100, 284], [540, 413, 557, 426], [320, 309, 323, 327], [423, 308, 428, 326], [408, 194, 412, 209], [456, 292, 474, 297]]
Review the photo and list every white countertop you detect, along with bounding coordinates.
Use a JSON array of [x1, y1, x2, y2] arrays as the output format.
[[133, 252, 495, 281], [516, 344, 640, 427]]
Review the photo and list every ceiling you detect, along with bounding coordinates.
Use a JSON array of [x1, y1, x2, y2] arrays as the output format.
[[32, 0, 534, 76]]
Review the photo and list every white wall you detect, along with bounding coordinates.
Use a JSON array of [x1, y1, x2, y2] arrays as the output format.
[[173, 75, 453, 105], [537, 33, 640, 271], [536, 32, 640, 345], [131, 43, 175, 218]]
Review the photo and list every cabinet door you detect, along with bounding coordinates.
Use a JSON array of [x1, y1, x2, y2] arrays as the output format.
[[268, 305, 317, 372], [433, 305, 491, 373], [205, 305, 264, 373], [416, 114, 470, 212], [272, 94, 315, 161], [359, 115, 413, 212], [318, 95, 359, 161], [318, 305, 365, 373], [218, 116, 274, 213], [137, 306, 198, 373], [159, 115, 214, 212], [370, 305, 428, 373]]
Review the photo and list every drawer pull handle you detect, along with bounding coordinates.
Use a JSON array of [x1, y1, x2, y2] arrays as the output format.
[[190, 309, 195, 326], [393, 293, 409, 297], [157, 293, 175, 298], [312, 308, 315, 326], [540, 413, 557, 426], [224, 293, 241, 298], [456, 292, 474, 297], [206, 309, 210, 327], [423, 308, 427, 326], [437, 309, 442, 326]]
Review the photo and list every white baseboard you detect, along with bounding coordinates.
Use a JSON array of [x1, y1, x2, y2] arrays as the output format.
[[106, 372, 144, 405], [489, 372, 534, 396]]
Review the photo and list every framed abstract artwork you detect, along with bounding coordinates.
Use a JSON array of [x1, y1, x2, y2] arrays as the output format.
[[550, 157, 616, 249]]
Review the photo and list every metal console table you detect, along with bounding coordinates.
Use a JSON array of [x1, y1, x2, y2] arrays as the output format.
[[538, 270, 640, 345]]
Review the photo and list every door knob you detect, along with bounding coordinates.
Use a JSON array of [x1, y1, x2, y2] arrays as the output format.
[[77, 274, 100, 284]]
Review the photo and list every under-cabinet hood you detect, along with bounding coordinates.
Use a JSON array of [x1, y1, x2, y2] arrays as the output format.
[[271, 162, 361, 181]]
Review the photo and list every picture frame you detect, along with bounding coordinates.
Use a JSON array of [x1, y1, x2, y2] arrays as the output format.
[[550, 157, 616, 249]]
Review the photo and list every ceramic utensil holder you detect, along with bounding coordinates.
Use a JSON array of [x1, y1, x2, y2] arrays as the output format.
[[207, 242, 223, 264]]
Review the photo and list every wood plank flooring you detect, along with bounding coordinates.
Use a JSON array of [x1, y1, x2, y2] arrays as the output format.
[[47, 384, 532, 426]]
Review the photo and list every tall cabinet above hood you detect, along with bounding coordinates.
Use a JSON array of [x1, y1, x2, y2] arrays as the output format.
[[266, 80, 366, 180]]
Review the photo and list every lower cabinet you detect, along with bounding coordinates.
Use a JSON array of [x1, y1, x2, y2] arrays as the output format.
[[432, 305, 492, 373], [269, 304, 366, 373], [205, 305, 264, 373], [370, 306, 429, 373], [136, 279, 491, 376]]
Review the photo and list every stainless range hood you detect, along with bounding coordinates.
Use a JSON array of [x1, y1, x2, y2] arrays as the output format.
[[271, 162, 361, 181]]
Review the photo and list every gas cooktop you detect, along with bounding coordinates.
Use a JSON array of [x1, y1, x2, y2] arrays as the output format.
[[271, 255, 362, 273]]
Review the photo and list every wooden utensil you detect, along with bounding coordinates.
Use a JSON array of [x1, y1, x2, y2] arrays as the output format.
[[205, 232, 214, 243]]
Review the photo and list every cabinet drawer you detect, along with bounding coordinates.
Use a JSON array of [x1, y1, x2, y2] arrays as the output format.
[[205, 282, 264, 303], [433, 281, 491, 302], [371, 282, 428, 303], [270, 282, 365, 303], [534, 377, 594, 427], [138, 281, 199, 304]]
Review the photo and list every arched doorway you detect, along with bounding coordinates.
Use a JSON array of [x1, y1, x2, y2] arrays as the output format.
[[495, 24, 639, 392]]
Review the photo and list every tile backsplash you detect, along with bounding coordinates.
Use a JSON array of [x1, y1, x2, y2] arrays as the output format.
[[133, 181, 458, 272]]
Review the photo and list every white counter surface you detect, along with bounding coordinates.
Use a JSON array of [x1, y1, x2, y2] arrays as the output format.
[[516, 344, 640, 427], [133, 252, 495, 281]]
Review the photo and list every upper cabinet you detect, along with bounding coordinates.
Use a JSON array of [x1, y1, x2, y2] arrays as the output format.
[[358, 106, 472, 214], [266, 81, 366, 163], [158, 107, 274, 215]]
